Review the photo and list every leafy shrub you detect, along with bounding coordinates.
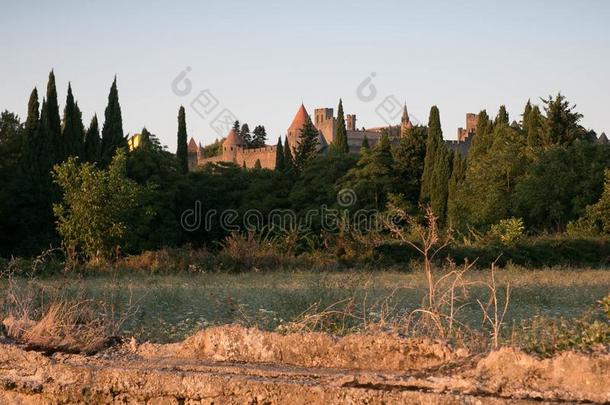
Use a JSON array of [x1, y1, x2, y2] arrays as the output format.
[[377, 236, 610, 268], [515, 293, 610, 356], [53, 149, 152, 263], [488, 217, 525, 245]]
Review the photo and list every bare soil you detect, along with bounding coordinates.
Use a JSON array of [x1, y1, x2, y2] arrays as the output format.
[[0, 325, 608, 404]]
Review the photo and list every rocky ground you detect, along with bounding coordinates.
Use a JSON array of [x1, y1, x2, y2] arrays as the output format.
[[0, 325, 608, 404]]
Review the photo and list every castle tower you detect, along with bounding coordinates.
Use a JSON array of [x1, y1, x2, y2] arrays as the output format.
[[458, 113, 479, 141], [222, 128, 244, 162], [187, 138, 199, 170], [400, 103, 413, 135], [287, 103, 311, 150], [314, 108, 333, 127], [346, 114, 356, 131]]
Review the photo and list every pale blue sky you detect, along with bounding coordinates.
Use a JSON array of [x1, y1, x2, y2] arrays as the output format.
[[1, 0, 609, 150]]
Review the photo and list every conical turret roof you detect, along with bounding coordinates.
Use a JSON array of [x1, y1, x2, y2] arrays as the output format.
[[188, 137, 198, 152], [288, 104, 311, 131], [223, 128, 243, 147]]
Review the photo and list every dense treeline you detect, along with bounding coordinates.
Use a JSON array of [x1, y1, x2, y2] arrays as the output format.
[[1, 70, 610, 261]]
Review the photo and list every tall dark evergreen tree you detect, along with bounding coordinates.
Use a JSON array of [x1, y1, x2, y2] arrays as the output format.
[[252, 125, 267, 148], [527, 105, 543, 147], [294, 119, 319, 174], [420, 106, 442, 202], [283, 136, 295, 174], [332, 99, 349, 154], [254, 159, 262, 169], [341, 132, 394, 210], [61, 83, 85, 159], [495, 105, 509, 126], [541, 93, 585, 146], [37, 99, 55, 176], [420, 106, 450, 222], [84, 115, 101, 163], [45, 70, 61, 164], [361, 135, 370, 152], [21, 88, 40, 174], [100, 77, 126, 166], [447, 152, 467, 226], [176, 106, 189, 174], [522, 100, 532, 134], [469, 110, 493, 158], [392, 125, 427, 204], [240, 123, 251, 147], [431, 143, 451, 223], [275, 137, 285, 172], [232, 120, 240, 136]]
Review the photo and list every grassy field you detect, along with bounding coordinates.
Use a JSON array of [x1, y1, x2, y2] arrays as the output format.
[[3, 266, 608, 345]]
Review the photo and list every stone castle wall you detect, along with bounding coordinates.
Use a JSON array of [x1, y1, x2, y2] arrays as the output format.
[[197, 145, 277, 169], [235, 146, 277, 169]]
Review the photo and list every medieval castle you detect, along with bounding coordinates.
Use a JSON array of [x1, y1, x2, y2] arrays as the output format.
[[186, 104, 477, 170]]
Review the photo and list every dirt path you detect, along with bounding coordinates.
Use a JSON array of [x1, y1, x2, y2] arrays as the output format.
[[1, 326, 608, 404]]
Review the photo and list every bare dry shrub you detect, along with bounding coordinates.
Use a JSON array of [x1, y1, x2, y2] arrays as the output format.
[[385, 205, 511, 349], [321, 214, 384, 262], [219, 230, 303, 271], [278, 288, 402, 336], [476, 263, 511, 349], [119, 246, 214, 273], [1, 262, 138, 354]]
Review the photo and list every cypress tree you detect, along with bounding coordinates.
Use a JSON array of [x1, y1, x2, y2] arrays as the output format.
[[447, 152, 466, 226], [361, 135, 370, 152], [470, 110, 493, 157], [522, 100, 532, 134], [139, 127, 153, 150], [61, 83, 85, 159], [84, 115, 101, 163], [294, 119, 319, 173], [495, 105, 509, 126], [176, 106, 189, 174], [420, 106, 442, 202], [527, 105, 543, 147], [240, 123, 251, 147], [254, 159, 262, 169], [232, 120, 240, 136], [37, 99, 55, 176], [392, 125, 428, 204], [22, 88, 40, 174], [100, 77, 126, 166], [283, 136, 295, 174], [332, 98, 349, 154], [275, 137, 285, 171], [45, 70, 61, 164], [421, 106, 450, 221], [375, 131, 393, 168], [430, 144, 451, 223]]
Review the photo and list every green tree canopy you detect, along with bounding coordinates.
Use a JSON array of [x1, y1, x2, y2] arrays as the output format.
[[294, 119, 319, 174], [53, 149, 150, 261]]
